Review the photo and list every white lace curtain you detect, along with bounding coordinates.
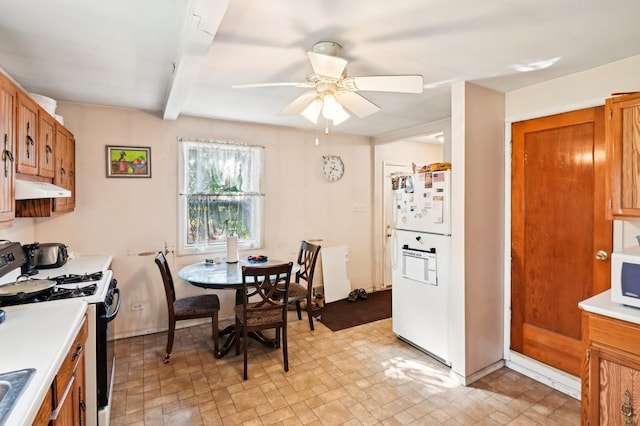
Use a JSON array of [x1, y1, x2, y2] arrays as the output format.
[[180, 139, 263, 249]]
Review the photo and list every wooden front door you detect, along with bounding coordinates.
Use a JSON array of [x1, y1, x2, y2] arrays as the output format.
[[511, 106, 611, 376]]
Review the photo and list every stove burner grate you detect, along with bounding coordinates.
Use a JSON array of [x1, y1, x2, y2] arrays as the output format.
[[49, 283, 98, 300], [0, 282, 98, 307], [51, 271, 103, 285]]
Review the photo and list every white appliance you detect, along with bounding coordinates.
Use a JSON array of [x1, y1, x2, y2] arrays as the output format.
[[611, 245, 640, 308], [390, 170, 451, 365], [0, 245, 118, 426]]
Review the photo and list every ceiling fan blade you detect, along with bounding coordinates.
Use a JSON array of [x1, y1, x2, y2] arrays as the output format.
[[307, 51, 347, 79], [232, 81, 312, 89], [335, 92, 380, 118], [350, 75, 424, 93], [278, 91, 318, 115]]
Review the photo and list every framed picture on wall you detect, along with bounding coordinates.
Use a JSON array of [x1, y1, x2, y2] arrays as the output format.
[[106, 145, 151, 178]]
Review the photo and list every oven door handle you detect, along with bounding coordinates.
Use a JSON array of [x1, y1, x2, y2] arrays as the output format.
[[102, 288, 121, 323]]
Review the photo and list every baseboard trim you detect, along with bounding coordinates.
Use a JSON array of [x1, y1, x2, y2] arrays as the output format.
[[449, 359, 505, 385], [112, 313, 235, 340], [506, 351, 581, 400]]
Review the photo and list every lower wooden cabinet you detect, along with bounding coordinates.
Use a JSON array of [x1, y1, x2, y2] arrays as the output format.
[[33, 386, 53, 426], [35, 315, 88, 426], [582, 311, 640, 425]]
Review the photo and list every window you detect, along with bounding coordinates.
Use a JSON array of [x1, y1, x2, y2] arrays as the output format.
[[178, 138, 264, 255]]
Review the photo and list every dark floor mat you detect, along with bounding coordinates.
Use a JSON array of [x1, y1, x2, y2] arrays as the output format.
[[313, 289, 391, 331]]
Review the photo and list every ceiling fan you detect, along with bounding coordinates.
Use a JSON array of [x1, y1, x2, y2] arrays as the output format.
[[232, 41, 424, 126]]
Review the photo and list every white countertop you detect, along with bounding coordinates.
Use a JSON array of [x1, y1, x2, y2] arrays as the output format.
[[32, 253, 113, 278], [0, 253, 113, 286], [579, 289, 640, 325], [0, 299, 87, 426]]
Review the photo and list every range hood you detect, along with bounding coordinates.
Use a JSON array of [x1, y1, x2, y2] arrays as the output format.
[[15, 180, 71, 200]]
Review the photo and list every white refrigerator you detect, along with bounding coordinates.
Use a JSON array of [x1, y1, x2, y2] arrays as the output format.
[[390, 170, 451, 365]]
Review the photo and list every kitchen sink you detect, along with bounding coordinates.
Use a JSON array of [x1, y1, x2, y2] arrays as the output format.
[[0, 368, 35, 426]]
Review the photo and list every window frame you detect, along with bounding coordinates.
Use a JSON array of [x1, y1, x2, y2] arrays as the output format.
[[177, 138, 264, 256]]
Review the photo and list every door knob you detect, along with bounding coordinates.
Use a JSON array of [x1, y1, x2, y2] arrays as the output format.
[[595, 250, 609, 261]]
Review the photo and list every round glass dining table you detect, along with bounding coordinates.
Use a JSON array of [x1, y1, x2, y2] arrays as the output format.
[[177, 258, 300, 358], [178, 258, 300, 289]]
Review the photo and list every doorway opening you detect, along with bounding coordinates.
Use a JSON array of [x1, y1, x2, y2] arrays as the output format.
[[375, 135, 446, 290]]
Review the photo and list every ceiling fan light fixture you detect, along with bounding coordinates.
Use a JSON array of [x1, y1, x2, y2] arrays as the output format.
[[329, 103, 350, 125], [319, 93, 350, 125], [301, 97, 322, 124], [321, 93, 339, 118]]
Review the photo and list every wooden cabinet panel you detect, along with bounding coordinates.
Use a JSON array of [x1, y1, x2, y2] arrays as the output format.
[[38, 112, 56, 178], [54, 318, 87, 401], [16, 92, 38, 175], [598, 355, 640, 425], [51, 316, 88, 426], [0, 74, 16, 226], [607, 92, 640, 219], [583, 311, 640, 425], [53, 124, 75, 212], [33, 386, 53, 426]]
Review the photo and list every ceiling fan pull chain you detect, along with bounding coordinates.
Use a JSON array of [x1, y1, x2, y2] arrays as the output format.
[[315, 121, 319, 146]]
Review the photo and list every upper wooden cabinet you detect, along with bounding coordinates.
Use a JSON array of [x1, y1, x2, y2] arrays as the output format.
[[0, 75, 16, 227], [39, 111, 56, 178], [606, 92, 640, 220], [16, 91, 38, 175], [53, 124, 75, 213], [0, 72, 78, 219], [16, 91, 59, 179]]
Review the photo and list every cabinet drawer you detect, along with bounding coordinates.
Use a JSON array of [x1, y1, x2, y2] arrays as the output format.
[[587, 312, 640, 356], [54, 316, 88, 405]]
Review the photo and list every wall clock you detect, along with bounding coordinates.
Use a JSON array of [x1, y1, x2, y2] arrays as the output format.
[[321, 155, 344, 182]]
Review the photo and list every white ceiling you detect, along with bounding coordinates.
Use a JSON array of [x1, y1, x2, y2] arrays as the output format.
[[0, 0, 639, 137]]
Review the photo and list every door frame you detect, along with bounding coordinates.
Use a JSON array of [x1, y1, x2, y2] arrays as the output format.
[[381, 161, 412, 288], [502, 105, 613, 400], [503, 119, 582, 399]]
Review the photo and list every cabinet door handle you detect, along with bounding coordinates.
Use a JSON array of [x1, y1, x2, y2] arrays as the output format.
[[45, 134, 52, 164], [26, 122, 34, 159], [50, 375, 75, 421], [71, 343, 83, 362], [3, 134, 13, 177], [620, 389, 633, 425]]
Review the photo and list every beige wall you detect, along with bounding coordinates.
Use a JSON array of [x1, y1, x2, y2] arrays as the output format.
[[506, 55, 640, 122], [2, 104, 374, 338], [450, 82, 505, 382]]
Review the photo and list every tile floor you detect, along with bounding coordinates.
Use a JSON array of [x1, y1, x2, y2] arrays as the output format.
[[110, 313, 580, 425]]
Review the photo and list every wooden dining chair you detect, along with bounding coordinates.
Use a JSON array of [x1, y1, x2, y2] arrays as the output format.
[[235, 262, 293, 380], [154, 252, 220, 363], [286, 241, 321, 330]]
